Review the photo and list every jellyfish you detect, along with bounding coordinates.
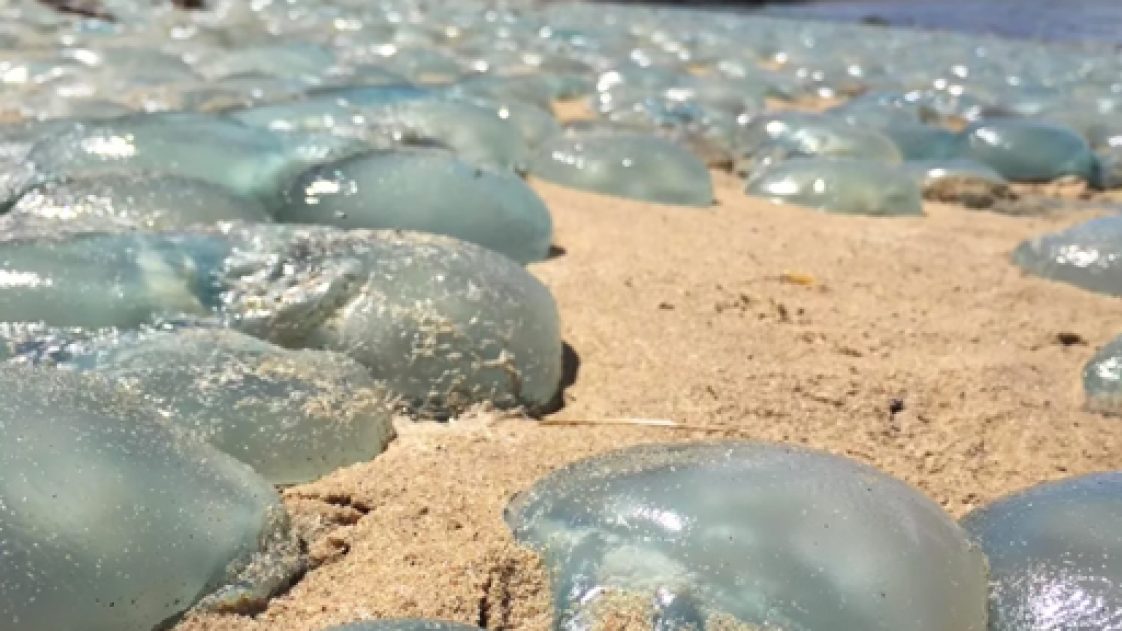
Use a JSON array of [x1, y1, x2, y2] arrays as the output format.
[[0, 226, 564, 416], [736, 112, 904, 170], [26, 111, 360, 204], [530, 132, 713, 207], [47, 326, 396, 484], [7, 172, 272, 231], [233, 89, 529, 171], [0, 364, 303, 631], [507, 442, 988, 631], [1012, 215, 1122, 296], [0, 231, 226, 329], [954, 119, 1097, 183], [880, 123, 960, 161], [903, 159, 1015, 210], [745, 158, 924, 216], [962, 472, 1122, 630], [217, 226, 563, 416], [277, 150, 553, 264], [1083, 334, 1122, 415]]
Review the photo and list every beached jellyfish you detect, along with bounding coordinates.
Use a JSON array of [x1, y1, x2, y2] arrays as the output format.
[[173, 74, 313, 112], [0, 51, 82, 89], [25, 112, 352, 203], [1092, 147, 1122, 190], [379, 47, 465, 84], [70, 46, 200, 89], [0, 119, 72, 208], [908, 90, 993, 124], [464, 97, 562, 152], [954, 118, 1098, 182], [745, 158, 924, 216], [903, 159, 1016, 209], [193, 42, 336, 81], [827, 92, 935, 129], [529, 132, 713, 207], [566, 117, 734, 170], [904, 159, 1007, 188], [595, 69, 764, 124], [228, 89, 424, 136], [329, 65, 411, 89], [451, 74, 557, 112], [0, 225, 562, 416], [962, 472, 1122, 630], [1011, 215, 1122, 296], [234, 89, 529, 171], [597, 83, 748, 139], [507, 442, 988, 631], [323, 620, 483, 631], [0, 231, 224, 329], [353, 96, 532, 171], [879, 122, 960, 161], [7, 173, 271, 231], [0, 364, 303, 631], [0, 91, 133, 122], [218, 226, 563, 416], [27, 112, 283, 198], [993, 84, 1067, 118], [737, 112, 904, 167], [277, 150, 552, 263], [1082, 334, 1122, 415], [50, 327, 396, 484]]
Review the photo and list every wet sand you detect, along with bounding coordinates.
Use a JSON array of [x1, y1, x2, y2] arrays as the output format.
[[177, 167, 1122, 630]]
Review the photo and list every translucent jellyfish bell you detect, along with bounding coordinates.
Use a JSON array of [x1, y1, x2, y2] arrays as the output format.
[[193, 41, 337, 81], [26, 112, 345, 203], [507, 442, 988, 631], [7, 172, 272, 231], [28, 112, 283, 197], [903, 159, 1007, 189], [879, 122, 959, 161], [529, 132, 714, 207], [0, 365, 302, 630], [59, 327, 396, 484], [359, 97, 532, 171], [827, 93, 933, 129], [0, 232, 225, 328], [1092, 146, 1122, 190], [0, 90, 133, 122], [962, 472, 1122, 630], [229, 88, 425, 135], [457, 95, 562, 152], [0, 226, 563, 417], [954, 118, 1098, 183], [903, 158, 1016, 209], [738, 112, 904, 165], [0, 119, 73, 208], [745, 157, 924, 216], [277, 150, 553, 264], [218, 226, 563, 416], [1083, 335, 1122, 415], [1012, 216, 1122, 296], [240, 88, 531, 171]]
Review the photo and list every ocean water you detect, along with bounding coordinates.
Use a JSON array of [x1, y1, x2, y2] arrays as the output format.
[[758, 0, 1122, 44]]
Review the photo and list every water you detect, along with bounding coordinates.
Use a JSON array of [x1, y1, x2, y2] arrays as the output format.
[[759, 0, 1122, 44]]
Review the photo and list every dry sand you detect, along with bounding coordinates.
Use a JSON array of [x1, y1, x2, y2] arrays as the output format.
[[180, 171, 1122, 631]]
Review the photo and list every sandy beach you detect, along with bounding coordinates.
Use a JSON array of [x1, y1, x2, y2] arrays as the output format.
[[177, 169, 1122, 630]]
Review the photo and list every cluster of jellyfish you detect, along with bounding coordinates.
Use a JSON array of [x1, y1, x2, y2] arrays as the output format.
[[2, 0, 1122, 629]]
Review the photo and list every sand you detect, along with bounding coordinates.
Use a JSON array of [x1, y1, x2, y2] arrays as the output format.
[[179, 171, 1122, 631]]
